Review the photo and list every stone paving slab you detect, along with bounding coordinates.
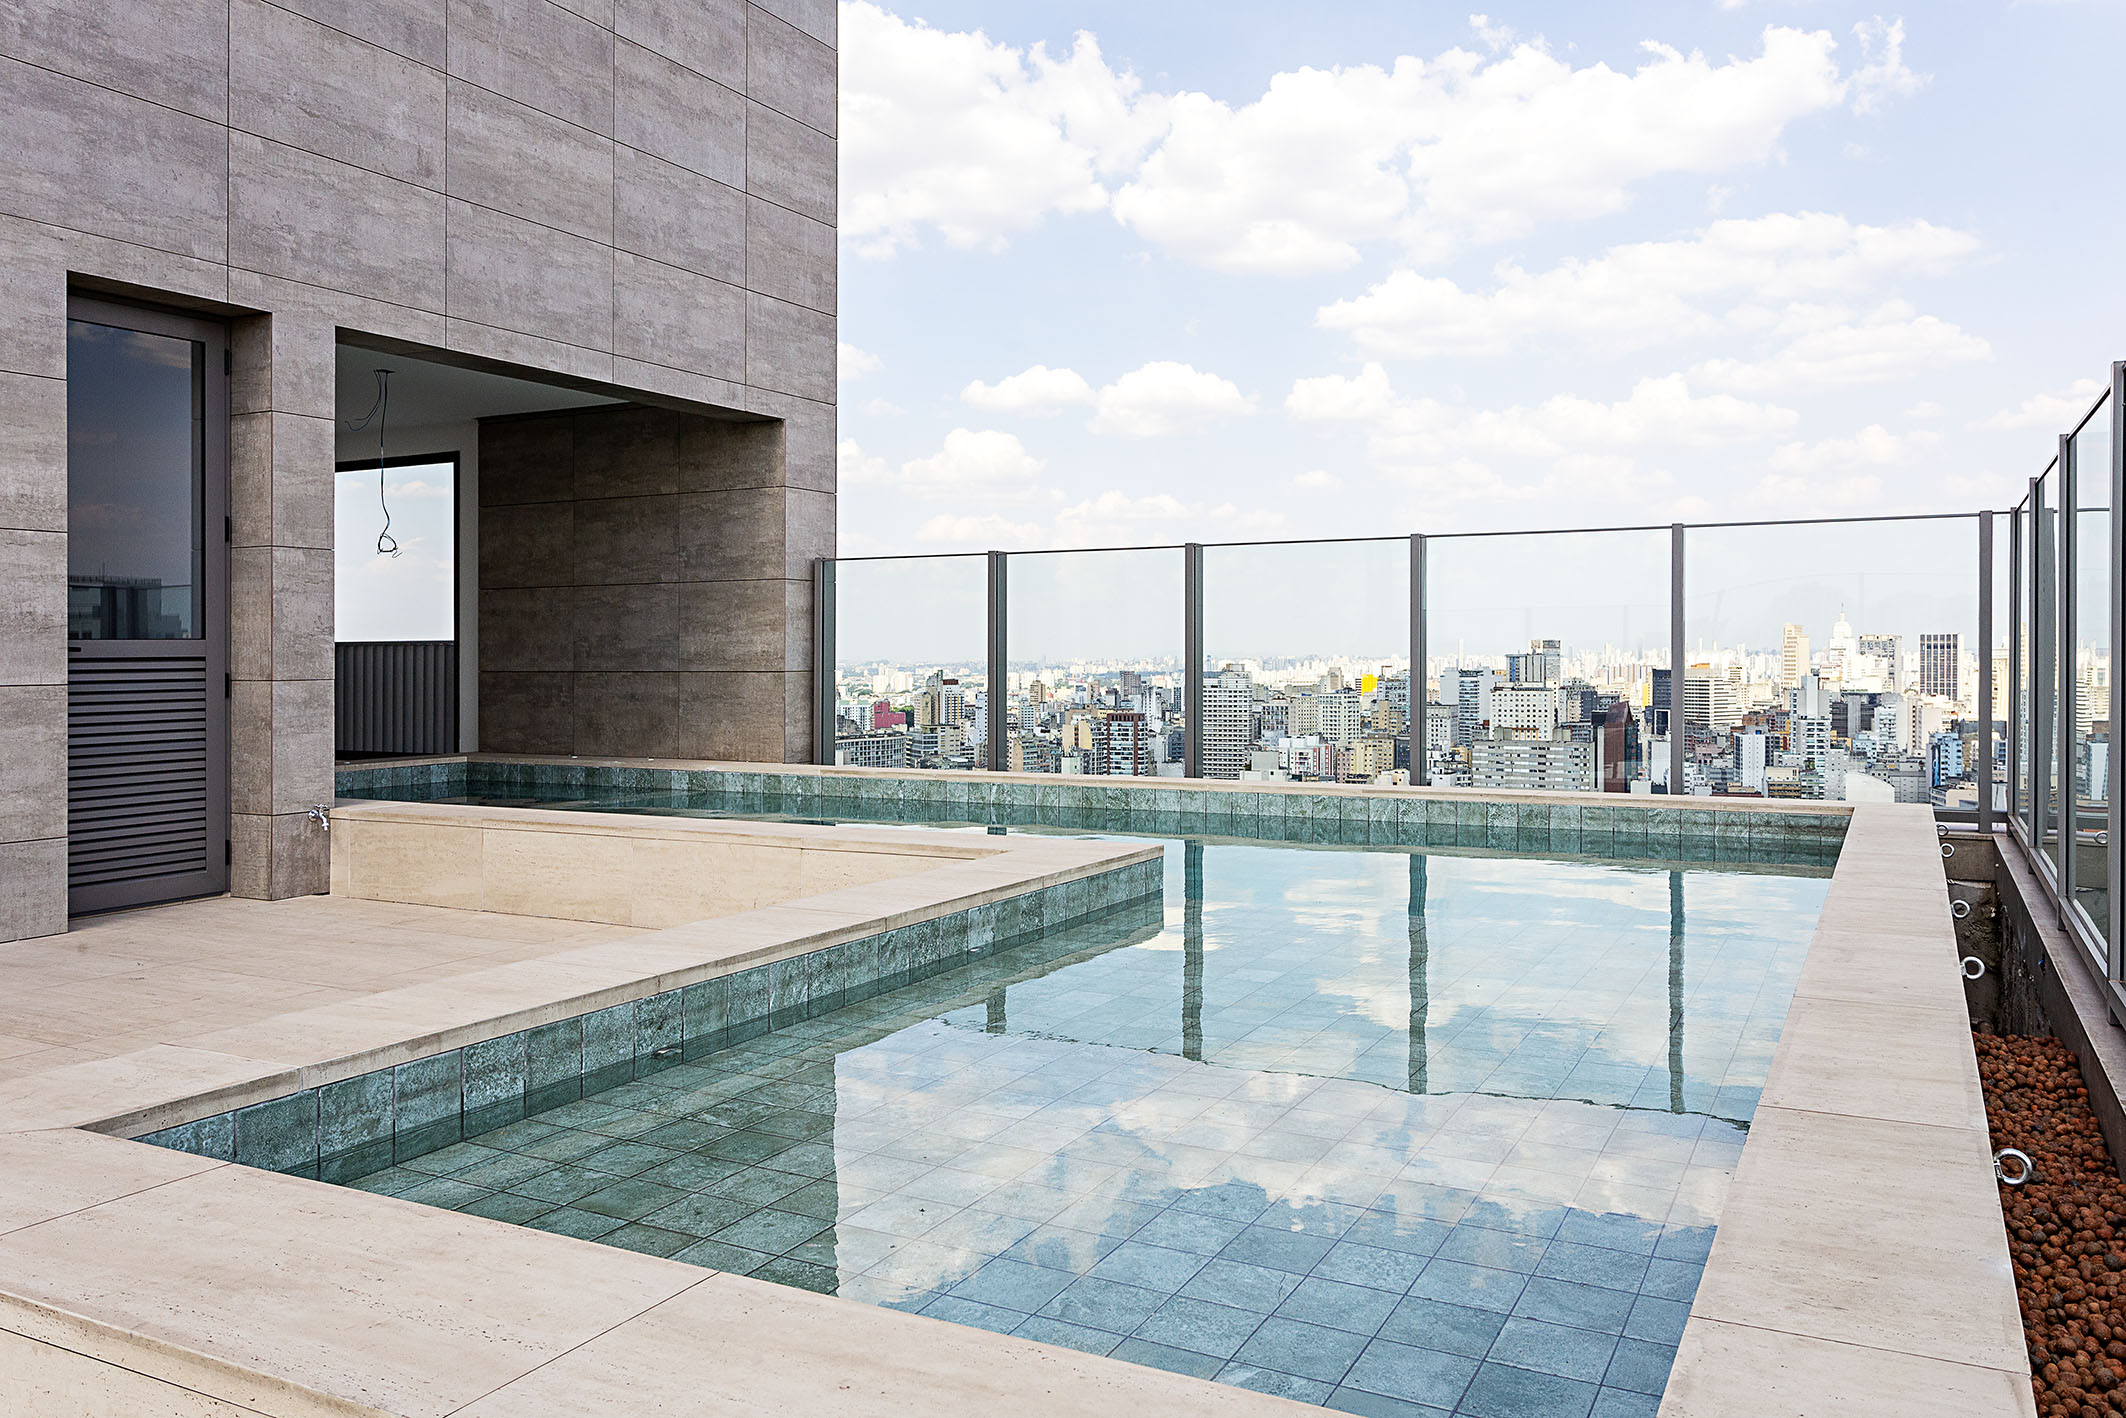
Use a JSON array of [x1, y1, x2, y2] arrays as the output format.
[[1657, 803, 2034, 1418]]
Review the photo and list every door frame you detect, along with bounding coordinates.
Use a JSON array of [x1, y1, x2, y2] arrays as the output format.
[[65, 293, 231, 915]]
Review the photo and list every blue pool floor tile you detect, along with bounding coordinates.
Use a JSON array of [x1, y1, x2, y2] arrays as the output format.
[[1112, 1336, 1226, 1380], [1341, 1339, 1481, 1410], [1458, 1361, 1600, 1418]]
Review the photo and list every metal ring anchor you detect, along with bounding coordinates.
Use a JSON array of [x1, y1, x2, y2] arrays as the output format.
[[1952, 899, 1973, 920], [1962, 955, 1986, 979], [1996, 1148, 2035, 1186], [1941, 841, 1955, 858]]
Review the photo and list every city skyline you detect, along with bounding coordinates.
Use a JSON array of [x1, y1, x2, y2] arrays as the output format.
[[832, 592, 2064, 806]]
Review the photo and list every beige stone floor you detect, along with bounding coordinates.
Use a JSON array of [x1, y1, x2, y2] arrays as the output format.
[[0, 895, 643, 1084]]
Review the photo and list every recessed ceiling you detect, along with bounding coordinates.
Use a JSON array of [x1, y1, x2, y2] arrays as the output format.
[[334, 346, 622, 428]]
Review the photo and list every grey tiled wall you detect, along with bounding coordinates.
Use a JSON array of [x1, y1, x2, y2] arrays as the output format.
[[336, 759, 1847, 867], [137, 854, 1162, 1181]]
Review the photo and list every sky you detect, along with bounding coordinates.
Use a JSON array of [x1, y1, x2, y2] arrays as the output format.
[[832, 0, 2125, 573], [335, 461, 455, 642]]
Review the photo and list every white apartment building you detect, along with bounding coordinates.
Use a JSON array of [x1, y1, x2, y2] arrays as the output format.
[[1200, 666, 1256, 780], [1471, 737, 1596, 792], [1491, 685, 1562, 739], [1317, 689, 1364, 745]]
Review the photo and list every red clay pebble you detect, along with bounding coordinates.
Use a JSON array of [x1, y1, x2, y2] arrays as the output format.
[[1976, 1033, 2126, 1416]]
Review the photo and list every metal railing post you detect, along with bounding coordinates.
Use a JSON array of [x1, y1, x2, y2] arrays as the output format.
[[1670, 524, 1686, 797], [2011, 497, 2025, 838], [986, 550, 1007, 772], [2060, 435, 2077, 910], [811, 558, 835, 765], [1184, 543, 1203, 778], [1411, 533, 1426, 787], [1978, 512, 1994, 833], [2034, 474, 2055, 861]]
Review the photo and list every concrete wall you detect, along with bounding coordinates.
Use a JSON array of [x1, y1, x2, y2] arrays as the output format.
[[0, 0, 837, 939], [479, 404, 823, 759]]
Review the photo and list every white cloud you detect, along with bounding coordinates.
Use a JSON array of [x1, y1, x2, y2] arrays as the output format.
[[1111, 27, 1848, 273], [843, 12, 1911, 274], [1314, 212, 1981, 358], [896, 428, 1049, 500], [1287, 363, 1399, 422], [914, 511, 1046, 547], [838, 2, 1164, 258], [842, 430, 1052, 506], [838, 341, 882, 379], [1290, 367, 1795, 458], [1974, 377, 2106, 432], [1767, 423, 1942, 473], [1291, 468, 1343, 491], [1468, 15, 1517, 53], [1849, 16, 1929, 115], [1089, 362, 1256, 437], [837, 437, 894, 487], [960, 360, 1255, 436], [1750, 470, 1885, 509], [960, 364, 1096, 414], [1052, 490, 1284, 545], [1691, 301, 1990, 391]]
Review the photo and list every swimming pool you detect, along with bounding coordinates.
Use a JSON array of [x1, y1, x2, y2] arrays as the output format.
[[327, 807, 1826, 1418]]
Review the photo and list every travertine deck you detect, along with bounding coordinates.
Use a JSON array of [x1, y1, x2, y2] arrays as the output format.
[[0, 793, 2030, 1417], [1659, 803, 2035, 1418], [0, 895, 644, 1084], [0, 813, 1283, 1418]]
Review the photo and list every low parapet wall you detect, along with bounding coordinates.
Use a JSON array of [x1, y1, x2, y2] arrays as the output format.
[[1660, 804, 2034, 1417], [329, 800, 1003, 928]]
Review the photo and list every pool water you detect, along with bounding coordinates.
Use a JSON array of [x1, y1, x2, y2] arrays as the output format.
[[340, 837, 1826, 1417]]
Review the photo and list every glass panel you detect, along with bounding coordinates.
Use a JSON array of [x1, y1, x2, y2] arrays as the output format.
[[2037, 468, 2061, 870], [335, 460, 456, 642], [1006, 548, 1183, 775], [1684, 518, 1977, 802], [832, 555, 987, 770], [2072, 401, 2113, 938], [1199, 540, 1409, 782], [2018, 498, 2035, 833], [1425, 529, 1668, 793], [1989, 511, 2010, 817], [66, 319, 204, 639]]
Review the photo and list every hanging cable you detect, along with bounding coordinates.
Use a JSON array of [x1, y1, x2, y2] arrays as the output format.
[[340, 368, 399, 557]]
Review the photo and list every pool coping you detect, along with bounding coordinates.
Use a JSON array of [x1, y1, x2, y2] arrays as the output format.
[[0, 784, 2021, 1417], [1657, 802, 2036, 1417]]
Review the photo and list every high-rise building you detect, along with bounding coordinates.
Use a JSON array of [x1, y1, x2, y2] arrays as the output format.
[[1345, 735, 1399, 782], [836, 732, 910, 768], [1200, 666, 1256, 780], [1317, 689, 1363, 745], [1779, 623, 1810, 689], [1471, 736, 1595, 792], [1090, 712, 1153, 776], [1683, 666, 1743, 729], [1507, 639, 1562, 686], [1491, 684, 1561, 738], [1919, 633, 1959, 700], [1443, 668, 1500, 747]]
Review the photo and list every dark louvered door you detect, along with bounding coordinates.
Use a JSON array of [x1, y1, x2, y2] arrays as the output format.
[[66, 298, 229, 915]]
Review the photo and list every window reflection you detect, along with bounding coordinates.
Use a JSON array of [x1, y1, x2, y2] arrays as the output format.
[[66, 320, 204, 640]]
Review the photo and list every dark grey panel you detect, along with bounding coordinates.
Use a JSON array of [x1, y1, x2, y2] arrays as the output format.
[[336, 640, 458, 755]]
